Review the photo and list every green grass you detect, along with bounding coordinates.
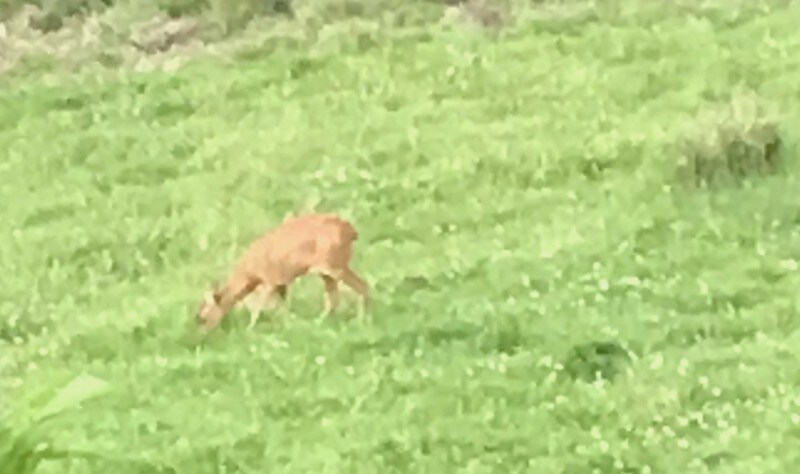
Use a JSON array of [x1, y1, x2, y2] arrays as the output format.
[[4, 1, 800, 471]]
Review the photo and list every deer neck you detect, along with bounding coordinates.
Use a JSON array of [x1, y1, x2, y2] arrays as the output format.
[[217, 274, 257, 312]]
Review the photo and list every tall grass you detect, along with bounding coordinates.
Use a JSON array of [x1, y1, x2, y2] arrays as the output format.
[[1, 375, 109, 472]]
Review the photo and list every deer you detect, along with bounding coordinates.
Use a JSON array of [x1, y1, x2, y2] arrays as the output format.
[[195, 212, 369, 331]]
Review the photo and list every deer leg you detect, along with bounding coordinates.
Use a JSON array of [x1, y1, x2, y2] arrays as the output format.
[[271, 283, 291, 322], [319, 275, 339, 321], [338, 267, 370, 320], [246, 284, 290, 329], [245, 287, 270, 330], [341, 267, 368, 299]]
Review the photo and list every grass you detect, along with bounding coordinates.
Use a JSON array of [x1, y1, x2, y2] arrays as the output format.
[[3, 0, 800, 471]]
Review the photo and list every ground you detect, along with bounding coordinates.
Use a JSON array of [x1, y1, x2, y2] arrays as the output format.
[[2, 0, 800, 472]]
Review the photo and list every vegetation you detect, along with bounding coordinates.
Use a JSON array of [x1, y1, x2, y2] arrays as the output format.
[[3, 0, 800, 472], [678, 91, 783, 187]]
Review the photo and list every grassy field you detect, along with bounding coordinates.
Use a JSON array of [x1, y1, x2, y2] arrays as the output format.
[[3, 1, 800, 472]]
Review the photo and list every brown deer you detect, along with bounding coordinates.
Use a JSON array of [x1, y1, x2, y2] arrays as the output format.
[[196, 213, 369, 330]]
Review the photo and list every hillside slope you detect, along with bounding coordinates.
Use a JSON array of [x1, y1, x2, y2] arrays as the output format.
[[2, 1, 800, 472]]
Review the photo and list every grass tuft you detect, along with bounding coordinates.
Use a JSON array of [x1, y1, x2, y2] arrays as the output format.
[[563, 340, 632, 383], [1, 374, 110, 473], [677, 91, 784, 187]]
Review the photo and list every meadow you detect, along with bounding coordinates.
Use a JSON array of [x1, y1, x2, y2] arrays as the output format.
[[3, 0, 800, 472]]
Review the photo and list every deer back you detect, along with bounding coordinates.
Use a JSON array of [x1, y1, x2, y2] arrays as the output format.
[[237, 213, 359, 285]]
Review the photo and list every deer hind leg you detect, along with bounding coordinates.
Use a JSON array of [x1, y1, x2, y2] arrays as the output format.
[[320, 275, 340, 317], [341, 267, 369, 299], [333, 266, 369, 319], [315, 263, 369, 320]]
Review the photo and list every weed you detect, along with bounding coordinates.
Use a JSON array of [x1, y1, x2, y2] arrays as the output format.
[[677, 91, 784, 187]]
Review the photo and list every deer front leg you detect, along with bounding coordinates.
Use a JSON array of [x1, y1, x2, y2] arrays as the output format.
[[244, 288, 268, 330], [245, 284, 290, 329]]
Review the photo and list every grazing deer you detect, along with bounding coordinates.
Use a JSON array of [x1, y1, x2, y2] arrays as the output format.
[[196, 213, 369, 331]]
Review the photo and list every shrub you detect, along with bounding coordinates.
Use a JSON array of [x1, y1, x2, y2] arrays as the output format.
[[677, 91, 783, 187], [156, 0, 210, 18], [26, 0, 113, 32], [292, 0, 444, 31], [563, 340, 632, 383], [207, 0, 293, 36]]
